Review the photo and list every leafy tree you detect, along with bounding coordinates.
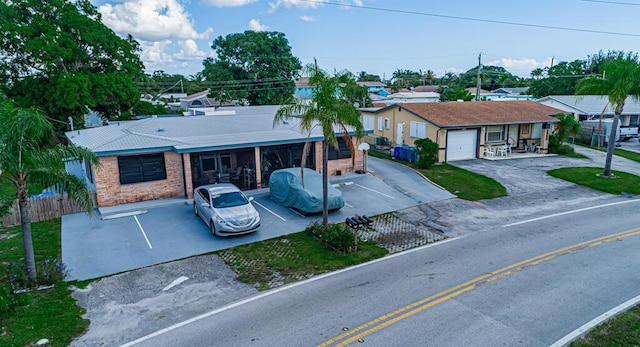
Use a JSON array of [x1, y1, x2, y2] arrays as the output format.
[[390, 69, 422, 90], [130, 100, 169, 117], [576, 58, 640, 177], [528, 60, 587, 98], [341, 79, 373, 108], [274, 65, 364, 225], [439, 86, 474, 102], [530, 68, 545, 80], [202, 31, 302, 106], [0, 0, 144, 134], [0, 102, 99, 281], [414, 138, 438, 169], [549, 113, 581, 154], [458, 65, 517, 89], [357, 71, 381, 82]]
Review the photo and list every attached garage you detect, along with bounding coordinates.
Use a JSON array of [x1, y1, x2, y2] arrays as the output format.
[[446, 129, 478, 161]]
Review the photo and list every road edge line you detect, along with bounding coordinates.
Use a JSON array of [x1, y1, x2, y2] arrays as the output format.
[[549, 293, 640, 347], [118, 235, 465, 347]]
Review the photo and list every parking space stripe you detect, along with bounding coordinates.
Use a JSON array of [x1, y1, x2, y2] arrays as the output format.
[[252, 201, 286, 221], [355, 184, 395, 199], [134, 215, 153, 249]]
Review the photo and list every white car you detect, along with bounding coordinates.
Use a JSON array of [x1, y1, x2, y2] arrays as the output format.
[[193, 183, 260, 237]]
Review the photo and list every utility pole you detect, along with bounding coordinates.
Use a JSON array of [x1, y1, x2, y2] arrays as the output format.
[[475, 53, 482, 101]]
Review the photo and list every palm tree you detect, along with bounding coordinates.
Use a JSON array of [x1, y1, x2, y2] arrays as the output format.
[[0, 102, 99, 281], [575, 58, 640, 177], [274, 65, 364, 225]]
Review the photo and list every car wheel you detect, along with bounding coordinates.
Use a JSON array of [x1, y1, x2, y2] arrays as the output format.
[[193, 202, 198, 216], [210, 220, 217, 237]]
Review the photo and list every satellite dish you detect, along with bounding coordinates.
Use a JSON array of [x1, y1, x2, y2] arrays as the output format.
[[358, 143, 370, 151]]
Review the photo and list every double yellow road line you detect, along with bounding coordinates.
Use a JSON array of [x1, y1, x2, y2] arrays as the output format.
[[318, 227, 640, 346]]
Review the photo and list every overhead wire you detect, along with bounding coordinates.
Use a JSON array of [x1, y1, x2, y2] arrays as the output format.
[[297, 0, 640, 37]]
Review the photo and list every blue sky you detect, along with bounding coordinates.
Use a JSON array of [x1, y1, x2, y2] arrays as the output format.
[[91, 0, 640, 80]]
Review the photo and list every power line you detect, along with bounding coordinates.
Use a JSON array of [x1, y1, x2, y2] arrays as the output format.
[[581, 0, 640, 5], [298, 0, 640, 37]]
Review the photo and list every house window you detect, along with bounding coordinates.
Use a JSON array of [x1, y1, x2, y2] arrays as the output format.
[[384, 118, 390, 129], [84, 160, 93, 184], [328, 138, 352, 160], [532, 123, 543, 139], [118, 153, 167, 184], [410, 121, 427, 138], [363, 115, 374, 130], [378, 117, 384, 131], [485, 125, 505, 142]]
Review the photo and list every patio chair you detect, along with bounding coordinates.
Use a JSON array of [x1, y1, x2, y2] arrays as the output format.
[[484, 145, 495, 159]]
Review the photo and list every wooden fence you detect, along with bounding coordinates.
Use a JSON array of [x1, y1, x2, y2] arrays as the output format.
[[1, 192, 96, 227]]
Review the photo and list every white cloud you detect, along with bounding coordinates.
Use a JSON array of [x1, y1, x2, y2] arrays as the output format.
[[300, 15, 316, 22], [99, 0, 213, 41], [97, 0, 214, 71], [200, 0, 259, 7], [486, 57, 554, 75], [248, 18, 269, 31], [268, 0, 322, 12]]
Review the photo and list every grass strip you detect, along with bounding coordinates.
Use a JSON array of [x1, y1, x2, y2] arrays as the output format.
[[548, 167, 640, 195], [571, 305, 640, 346], [420, 163, 507, 201], [218, 232, 387, 291], [0, 219, 89, 346]]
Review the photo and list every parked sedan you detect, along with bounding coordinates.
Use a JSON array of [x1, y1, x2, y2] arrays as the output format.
[[193, 183, 260, 237], [269, 168, 344, 214]]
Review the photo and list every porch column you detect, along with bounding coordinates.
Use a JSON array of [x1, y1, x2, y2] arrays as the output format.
[[183, 153, 194, 199], [254, 147, 262, 188]]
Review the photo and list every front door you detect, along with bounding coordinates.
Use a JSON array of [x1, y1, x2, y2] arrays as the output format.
[[396, 123, 404, 145]]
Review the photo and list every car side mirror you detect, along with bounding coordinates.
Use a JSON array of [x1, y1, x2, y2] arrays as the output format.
[[202, 202, 210, 208], [248, 196, 254, 202]]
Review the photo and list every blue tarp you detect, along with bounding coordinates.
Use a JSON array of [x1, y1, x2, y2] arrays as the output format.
[[269, 168, 344, 213]]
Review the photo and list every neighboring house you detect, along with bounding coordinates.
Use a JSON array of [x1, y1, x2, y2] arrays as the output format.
[[66, 105, 369, 207], [412, 85, 441, 93], [357, 81, 390, 96], [166, 90, 236, 112], [536, 95, 640, 127], [294, 77, 313, 97], [360, 101, 561, 162], [467, 87, 533, 101], [377, 92, 440, 104]]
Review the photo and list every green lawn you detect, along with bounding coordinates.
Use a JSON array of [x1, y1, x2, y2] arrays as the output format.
[[218, 232, 388, 291], [0, 219, 89, 347], [420, 163, 508, 201], [368, 150, 508, 201], [571, 305, 640, 346], [547, 167, 640, 195]]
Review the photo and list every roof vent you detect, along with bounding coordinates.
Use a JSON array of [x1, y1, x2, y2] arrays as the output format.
[[157, 127, 165, 132]]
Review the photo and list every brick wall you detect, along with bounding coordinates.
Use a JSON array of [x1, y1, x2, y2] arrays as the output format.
[[94, 151, 185, 207], [314, 138, 364, 176]]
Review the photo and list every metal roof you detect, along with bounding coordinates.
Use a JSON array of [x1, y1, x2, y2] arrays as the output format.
[[536, 95, 640, 115], [66, 105, 366, 156]]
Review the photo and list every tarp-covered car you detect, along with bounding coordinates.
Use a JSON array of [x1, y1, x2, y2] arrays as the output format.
[[269, 168, 344, 213]]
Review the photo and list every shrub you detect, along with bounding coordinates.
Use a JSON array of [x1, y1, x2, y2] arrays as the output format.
[[4, 258, 69, 291], [304, 222, 355, 253], [414, 138, 438, 169], [0, 285, 32, 314], [549, 133, 577, 155]]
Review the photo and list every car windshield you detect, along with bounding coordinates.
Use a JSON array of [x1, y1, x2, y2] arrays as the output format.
[[211, 191, 249, 208]]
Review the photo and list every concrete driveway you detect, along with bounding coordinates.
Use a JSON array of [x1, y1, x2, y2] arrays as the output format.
[[62, 156, 454, 280], [451, 145, 640, 196]]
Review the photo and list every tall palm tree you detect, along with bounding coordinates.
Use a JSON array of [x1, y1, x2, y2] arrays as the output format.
[[0, 102, 99, 281], [575, 58, 640, 177], [274, 65, 364, 225]]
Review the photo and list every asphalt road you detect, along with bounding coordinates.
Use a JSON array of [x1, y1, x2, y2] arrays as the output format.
[[124, 197, 640, 346], [70, 147, 640, 346]]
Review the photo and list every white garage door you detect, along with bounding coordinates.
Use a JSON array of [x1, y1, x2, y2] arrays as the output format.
[[447, 129, 478, 161]]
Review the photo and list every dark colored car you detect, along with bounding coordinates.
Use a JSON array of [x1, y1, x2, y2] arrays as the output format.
[[268, 168, 344, 213]]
